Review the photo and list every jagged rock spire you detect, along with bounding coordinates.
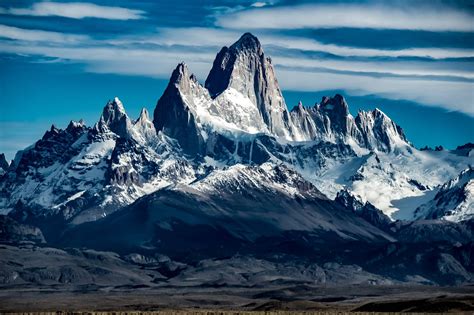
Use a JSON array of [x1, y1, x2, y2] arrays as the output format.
[[137, 108, 150, 124], [0, 153, 9, 172], [205, 32, 298, 140], [153, 63, 205, 155], [231, 32, 262, 53], [153, 33, 411, 153], [133, 107, 156, 144], [95, 97, 133, 138], [355, 107, 408, 151], [319, 94, 350, 116], [205, 33, 262, 97], [101, 97, 126, 126]]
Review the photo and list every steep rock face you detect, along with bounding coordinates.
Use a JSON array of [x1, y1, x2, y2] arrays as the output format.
[[1, 32, 472, 240], [153, 33, 409, 157], [290, 96, 409, 152], [0, 215, 45, 244], [302, 94, 360, 143], [414, 167, 474, 222], [153, 63, 205, 156], [290, 102, 318, 139], [335, 189, 392, 230], [13, 121, 88, 171], [61, 163, 394, 257], [0, 118, 114, 220], [355, 108, 408, 152], [98, 97, 134, 139], [310, 95, 360, 142], [1, 97, 199, 228], [133, 108, 157, 144], [0, 153, 9, 173], [205, 33, 299, 140]]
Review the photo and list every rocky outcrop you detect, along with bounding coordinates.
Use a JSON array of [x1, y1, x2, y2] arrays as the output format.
[[153, 63, 205, 156], [205, 33, 300, 140], [290, 96, 408, 152], [335, 189, 392, 230], [414, 167, 473, 222], [97, 97, 134, 139], [355, 108, 408, 152], [0, 215, 45, 244], [0, 153, 9, 172]]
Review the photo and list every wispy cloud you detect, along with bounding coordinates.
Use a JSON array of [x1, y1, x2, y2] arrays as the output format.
[[101, 27, 474, 64], [0, 25, 89, 43], [137, 27, 474, 60], [0, 39, 215, 78], [277, 69, 474, 116], [2, 33, 472, 116], [216, 3, 474, 32], [0, 4, 472, 117], [4, 26, 471, 80], [261, 35, 474, 60], [3, 1, 146, 20], [272, 56, 474, 80], [251, 2, 268, 8]]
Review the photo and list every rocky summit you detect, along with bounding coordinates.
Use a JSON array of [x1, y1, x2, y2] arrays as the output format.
[[0, 33, 473, 289]]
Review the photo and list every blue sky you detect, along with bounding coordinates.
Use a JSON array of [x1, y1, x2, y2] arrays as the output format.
[[0, 0, 473, 160]]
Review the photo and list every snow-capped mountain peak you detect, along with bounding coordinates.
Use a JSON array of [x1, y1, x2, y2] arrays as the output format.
[[133, 108, 157, 144], [153, 62, 206, 155], [136, 108, 151, 124], [96, 97, 133, 139], [66, 119, 86, 131], [414, 167, 474, 222], [205, 32, 263, 98], [355, 108, 408, 152], [289, 94, 409, 153], [230, 32, 263, 54], [102, 97, 126, 122], [205, 32, 299, 141], [319, 94, 350, 116], [1, 32, 472, 230]]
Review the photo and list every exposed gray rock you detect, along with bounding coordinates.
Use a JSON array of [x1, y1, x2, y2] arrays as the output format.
[[0, 245, 165, 286], [335, 189, 392, 230], [0, 215, 45, 244], [290, 96, 408, 152], [205, 32, 300, 140], [414, 167, 473, 222], [0, 153, 9, 172], [153, 63, 205, 156]]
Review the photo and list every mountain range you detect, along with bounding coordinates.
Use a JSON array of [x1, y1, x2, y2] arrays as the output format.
[[0, 33, 473, 288]]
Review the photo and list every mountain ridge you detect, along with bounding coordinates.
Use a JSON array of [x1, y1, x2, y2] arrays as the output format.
[[0, 32, 473, 288], [1, 32, 472, 225]]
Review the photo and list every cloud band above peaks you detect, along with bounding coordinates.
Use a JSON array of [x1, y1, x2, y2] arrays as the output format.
[[216, 4, 474, 32]]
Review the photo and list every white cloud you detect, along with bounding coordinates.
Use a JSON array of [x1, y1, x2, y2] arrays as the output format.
[[3, 37, 472, 116], [276, 69, 474, 116], [110, 27, 474, 60], [6, 2, 146, 20], [259, 35, 474, 60], [116, 28, 474, 79], [0, 40, 215, 79], [0, 24, 89, 43], [111, 27, 242, 48], [1, 25, 472, 116], [251, 2, 267, 8], [216, 3, 474, 32], [272, 56, 473, 80]]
